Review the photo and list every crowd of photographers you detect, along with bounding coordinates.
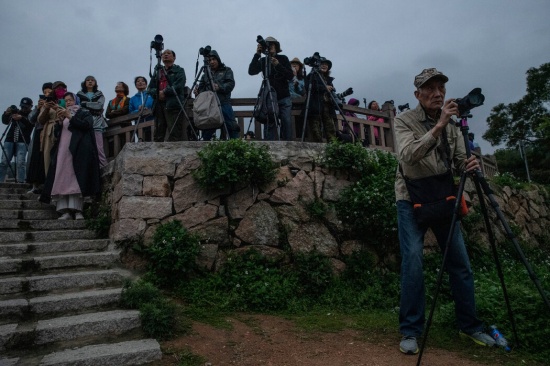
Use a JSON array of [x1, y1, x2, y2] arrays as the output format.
[[0, 35, 391, 218]]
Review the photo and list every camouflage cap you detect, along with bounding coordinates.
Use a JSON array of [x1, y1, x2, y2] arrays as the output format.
[[414, 68, 449, 88]]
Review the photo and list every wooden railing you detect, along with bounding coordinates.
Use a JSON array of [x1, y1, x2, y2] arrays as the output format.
[[103, 98, 497, 177]]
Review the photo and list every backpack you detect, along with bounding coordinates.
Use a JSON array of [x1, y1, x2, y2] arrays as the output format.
[[193, 91, 224, 130], [253, 85, 278, 124]]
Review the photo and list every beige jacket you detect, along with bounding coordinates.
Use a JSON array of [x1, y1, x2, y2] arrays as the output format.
[[394, 103, 467, 202]]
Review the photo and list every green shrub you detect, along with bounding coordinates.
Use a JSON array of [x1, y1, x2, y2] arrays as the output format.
[[322, 140, 378, 177], [293, 251, 334, 296], [139, 299, 177, 339], [121, 280, 178, 340], [305, 199, 328, 220], [490, 171, 526, 190], [333, 148, 399, 250], [121, 279, 162, 309], [85, 192, 111, 237], [146, 220, 201, 287], [193, 139, 276, 190]]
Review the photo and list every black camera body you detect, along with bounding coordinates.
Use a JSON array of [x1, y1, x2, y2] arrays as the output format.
[[150, 34, 164, 52], [9, 105, 20, 114], [256, 35, 270, 54], [199, 45, 211, 57], [455, 88, 485, 117], [335, 87, 353, 100], [304, 52, 322, 68]]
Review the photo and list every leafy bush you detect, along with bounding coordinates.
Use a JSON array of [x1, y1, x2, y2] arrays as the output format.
[[140, 299, 178, 339], [305, 199, 328, 220], [121, 280, 178, 340], [490, 171, 527, 190], [193, 139, 276, 190], [120, 279, 162, 309], [293, 251, 335, 296], [146, 220, 201, 287], [332, 146, 399, 249], [85, 192, 111, 237], [322, 140, 379, 177], [181, 249, 297, 312]]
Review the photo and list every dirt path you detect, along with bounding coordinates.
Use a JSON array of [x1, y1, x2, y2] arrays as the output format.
[[151, 314, 490, 366]]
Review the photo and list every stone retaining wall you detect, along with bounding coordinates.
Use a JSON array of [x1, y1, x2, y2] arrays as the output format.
[[104, 142, 549, 272]]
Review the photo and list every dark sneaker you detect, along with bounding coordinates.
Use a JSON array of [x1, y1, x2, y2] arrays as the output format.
[[400, 336, 419, 355], [459, 331, 496, 347]]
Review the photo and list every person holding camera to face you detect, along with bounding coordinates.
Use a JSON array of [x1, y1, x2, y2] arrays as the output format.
[[304, 58, 337, 143], [0, 97, 34, 183], [149, 49, 188, 142], [395, 68, 493, 355], [248, 36, 294, 141], [26, 83, 53, 193], [194, 49, 239, 140]]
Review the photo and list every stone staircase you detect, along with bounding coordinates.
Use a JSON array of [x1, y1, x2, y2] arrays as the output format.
[[0, 182, 161, 365]]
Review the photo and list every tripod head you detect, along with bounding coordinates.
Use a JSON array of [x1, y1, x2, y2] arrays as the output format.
[[150, 34, 164, 60]]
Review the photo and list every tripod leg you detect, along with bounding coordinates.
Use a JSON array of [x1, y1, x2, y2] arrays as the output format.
[[476, 171, 550, 306], [416, 172, 467, 365]]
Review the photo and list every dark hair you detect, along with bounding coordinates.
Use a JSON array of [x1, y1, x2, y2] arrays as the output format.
[[134, 76, 148, 86], [81, 76, 98, 93], [63, 92, 77, 102], [117, 82, 130, 96], [163, 49, 176, 58], [368, 100, 379, 110]]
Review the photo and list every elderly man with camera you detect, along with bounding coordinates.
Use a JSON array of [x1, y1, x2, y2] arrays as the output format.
[[0, 97, 34, 183], [394, 68, 494, 355], [149, 49, 188, 141], [248, 36, 294, 141]]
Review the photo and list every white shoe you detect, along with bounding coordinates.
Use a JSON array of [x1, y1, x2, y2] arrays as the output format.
[[75, 212, 85, 220], [58, 212, 72, 220]]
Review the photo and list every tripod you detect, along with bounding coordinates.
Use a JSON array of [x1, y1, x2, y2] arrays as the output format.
[[416, 114, 550, 365], [301, 67, 357, 143], [246, 51, 281, 140], [0, 117, 29, 183], [149, 48, 196, 142], [131, 92, 152, 143], [184, 51, 229, 140]]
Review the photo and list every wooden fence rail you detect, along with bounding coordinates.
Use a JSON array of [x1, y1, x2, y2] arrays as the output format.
[[103, 98, 497, 178]]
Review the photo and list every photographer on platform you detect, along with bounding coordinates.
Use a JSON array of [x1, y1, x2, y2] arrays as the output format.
[[149, 49, 188, 141], [305, 58, 337, 143], [394, 68, 494, 355], [1, 98, 33, 183], [195, 50, 239, 140], [248, 36, 294, 141]]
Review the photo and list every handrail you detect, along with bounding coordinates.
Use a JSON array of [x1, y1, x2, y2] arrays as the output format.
[[102, 98, 497, 177]]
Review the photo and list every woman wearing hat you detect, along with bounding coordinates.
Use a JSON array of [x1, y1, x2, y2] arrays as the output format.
[[304, 58, 337, 142], [289, 57, 305, 100]]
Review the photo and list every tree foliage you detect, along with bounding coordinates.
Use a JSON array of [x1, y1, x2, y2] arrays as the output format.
[[483, 63, 550, 184], [483, 62, 550, 147]]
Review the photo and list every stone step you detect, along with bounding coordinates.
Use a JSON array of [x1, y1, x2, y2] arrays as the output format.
[[38, 339, 162, 366], [0, 183, 31, 193], [0, 219, 87, 230], [0, 193, 35, 201], [0, 251, 119, 275], [0, 269, 129, 295], [0, 229, 98, 244], [0, 239, 110, 257], [1, 309, 141, 350], [0, 200, 49, 210], [0, 288, 123, 321], [0, 209, 58, 220]]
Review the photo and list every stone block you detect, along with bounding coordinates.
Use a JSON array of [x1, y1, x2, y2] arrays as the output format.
[[143, 175, 170, 197], [118, 196, 173, 220]]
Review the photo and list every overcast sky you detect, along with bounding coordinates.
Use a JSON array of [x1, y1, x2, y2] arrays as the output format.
[[1, 0, 549, 154]]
